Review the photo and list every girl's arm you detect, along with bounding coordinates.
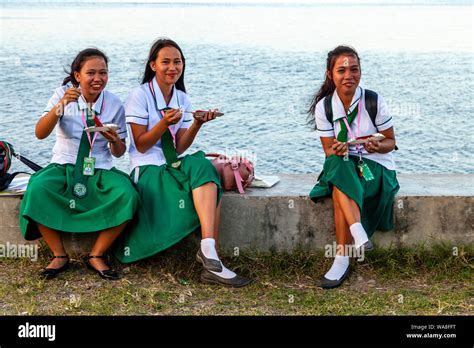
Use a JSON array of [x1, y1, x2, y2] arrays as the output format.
[[100, 129, 126, 157], [129, 109, 182, 153], [35, 88, 81, 139], [175, 110, 217, 155], [320, 136, 348, 157], [364, 127, 396, 154], [175, 122, 201, 155], [321, 127, 396, 157]]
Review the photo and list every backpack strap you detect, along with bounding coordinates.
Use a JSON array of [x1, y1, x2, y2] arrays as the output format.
[[324, 90, 398, 151], [325, 89, 378, 128], [323, 92, 334, 126], [364, 89, 378, 129], [364, 89, 398, 150], [1, 140, 43, 175]]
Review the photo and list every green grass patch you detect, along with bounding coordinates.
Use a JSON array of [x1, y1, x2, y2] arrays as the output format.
[[0, 243, 472, 315]]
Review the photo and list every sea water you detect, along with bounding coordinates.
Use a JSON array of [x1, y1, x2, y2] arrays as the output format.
[[1, 1, 472, 174]]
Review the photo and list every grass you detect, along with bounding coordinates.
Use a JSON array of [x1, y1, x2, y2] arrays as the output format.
[[0, 241, 472, 316]]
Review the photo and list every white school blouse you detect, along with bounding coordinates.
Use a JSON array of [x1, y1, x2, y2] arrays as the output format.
[[42, 84, 127, 170], [125, 77, 193, 172], [315, 87, 396, 171]]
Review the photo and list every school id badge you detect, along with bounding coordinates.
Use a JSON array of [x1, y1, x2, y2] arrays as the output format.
[[358, 161, 374, 181], [83, 157, 96, 176]]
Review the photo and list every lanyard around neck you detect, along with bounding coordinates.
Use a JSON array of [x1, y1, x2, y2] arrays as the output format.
[[148, 80, 180, 145], [342, 90, 363, 152], [78, 94, 106, 156]]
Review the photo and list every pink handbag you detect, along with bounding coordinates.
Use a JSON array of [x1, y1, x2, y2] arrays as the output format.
[[206, 153, 254, 194]]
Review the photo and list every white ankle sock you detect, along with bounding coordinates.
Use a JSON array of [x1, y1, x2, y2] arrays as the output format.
[[201, 238, 236, 279], [201, 238, 220, 261], [324, 255, 350, 281], [210, 263, 237, 279], [349, 222, 369, 248]]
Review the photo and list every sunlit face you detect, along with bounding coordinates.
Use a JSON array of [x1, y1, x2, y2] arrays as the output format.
[[74, 56, 108, 100], [328, 54, 361, 96], [150, 46, 183, 87]]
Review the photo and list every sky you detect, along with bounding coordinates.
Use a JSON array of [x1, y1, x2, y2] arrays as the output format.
[[1, 0, 469, 4]]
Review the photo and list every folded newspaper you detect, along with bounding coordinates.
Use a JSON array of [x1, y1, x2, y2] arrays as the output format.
[[249, 175, 280, 188]]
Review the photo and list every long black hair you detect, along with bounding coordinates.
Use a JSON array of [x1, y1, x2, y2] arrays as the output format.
[[62, 48, 109, 87], [307, 45, 361, 129], [142, 38, 186, 93]]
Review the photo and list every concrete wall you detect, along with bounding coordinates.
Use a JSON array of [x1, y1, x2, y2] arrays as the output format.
[[1, 174, 473, 255]]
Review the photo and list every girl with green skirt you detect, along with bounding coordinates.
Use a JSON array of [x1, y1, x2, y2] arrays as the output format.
[[114, 38, 251, 287], [19, 48, 139, 280], [307, 46, 400, 289]]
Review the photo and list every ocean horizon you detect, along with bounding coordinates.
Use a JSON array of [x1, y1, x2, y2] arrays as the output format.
[[1, 1, 473, 174]]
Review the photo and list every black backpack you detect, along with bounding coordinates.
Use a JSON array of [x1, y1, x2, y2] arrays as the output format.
[[324, 89, 398, 150], [324, 89, 378, 127], [0, 141, 43, 191]]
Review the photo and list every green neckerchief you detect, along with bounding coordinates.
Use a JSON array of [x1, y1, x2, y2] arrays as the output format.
[[161, 107, 181, 169], [336, 104, 359, 142], [147, 80, 181, 169], [72, 109, 95, 198]]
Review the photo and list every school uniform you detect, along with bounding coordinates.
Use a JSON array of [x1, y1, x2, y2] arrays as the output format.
[[309, 87, 400, 237], [19, 84, 139, 240], [114, 78, 222, 263]]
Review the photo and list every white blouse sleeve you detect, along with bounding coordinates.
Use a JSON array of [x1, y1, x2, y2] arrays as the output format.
[[374, 94, 393, 131], [114, 104, 127, 140], [315, 98, 335, 138], [125, 87, 149, 126], [41, 86, 65, 118]]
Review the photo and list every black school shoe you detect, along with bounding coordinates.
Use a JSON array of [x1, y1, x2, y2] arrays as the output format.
[[358, 240, 374, 253], [318, 265, 351, 289], [40, 255, 70, 279], [200, 269, 253, 288], [84, 255, 121, 281], [196, 248, 223, 272]]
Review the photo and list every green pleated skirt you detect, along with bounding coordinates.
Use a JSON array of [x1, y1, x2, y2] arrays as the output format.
[[114, 151, 222, 263], [19, 163, 139, 240], [309, 155, 399, 237]]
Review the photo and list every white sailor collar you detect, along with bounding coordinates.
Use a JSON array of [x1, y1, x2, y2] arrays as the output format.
[[77, 90, 105, 115], [331, 86, 362, 121], [151, 77, 180, 110]]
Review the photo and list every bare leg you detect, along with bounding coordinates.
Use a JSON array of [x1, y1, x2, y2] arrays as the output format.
[[332, 196, 352, 256], [332, 186, 369, 249], [319, 189, 355, 282], [37, 223, 68, 269], [213, 200, 222, 248], [332, 186, 361, 225], [192, 182, 218, 240], [88, 222, 127, 271]]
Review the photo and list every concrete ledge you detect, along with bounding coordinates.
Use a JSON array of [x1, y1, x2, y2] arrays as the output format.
[[1, 174, 473, 255]]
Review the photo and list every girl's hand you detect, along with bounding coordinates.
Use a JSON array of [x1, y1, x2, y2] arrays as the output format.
[[193, 109, 218, 126], [332, 139, 348, 157], [162, 108, 182, 126], [364, 137, 380, 153], [59, 87, 81, 106], [101, 129, 120, 143]]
